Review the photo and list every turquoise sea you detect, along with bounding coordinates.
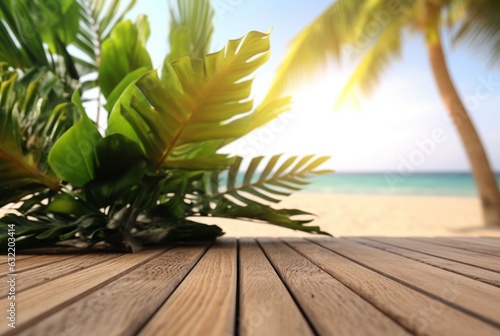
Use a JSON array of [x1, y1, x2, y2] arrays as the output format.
[[304, 173, 500, 197]]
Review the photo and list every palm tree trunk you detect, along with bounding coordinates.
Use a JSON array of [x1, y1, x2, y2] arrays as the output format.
[[426, 31, 500, 226]]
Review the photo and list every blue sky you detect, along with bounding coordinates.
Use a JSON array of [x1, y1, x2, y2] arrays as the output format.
[[125, 0, 500, 172]]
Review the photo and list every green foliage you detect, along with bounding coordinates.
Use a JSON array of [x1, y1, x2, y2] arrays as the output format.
[[48, 92, 102, 187], [0, 63, 78, 207], [166, 0, 215, 62], [75, 0, 138, 78], [99, 16, 153, 98], [212, 155, 332, 205], [0, 0, 332, 252], [117, 31, 271, 170], [206, 155, 332, 234]]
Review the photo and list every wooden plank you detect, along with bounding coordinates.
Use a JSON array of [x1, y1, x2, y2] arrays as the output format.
[[410, 237, 500, 256], [351, 237, 500, 287], [258, 238, 410, 336], [1, 255, 76, 276], [20, 244, 209, 336], [0, 248, 165, 335], [312, 238, 500, 327], [17, 253, 121, 291], [451, 237, 500, 249], [238, 238, 313, 336], [286, 238, 500, 336], [10, 255, 36, 261], [139, 239, 238, 336], [372, 237, 500, 273], [479, 237, 500, 242]]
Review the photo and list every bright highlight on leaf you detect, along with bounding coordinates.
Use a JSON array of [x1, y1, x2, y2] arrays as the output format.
[[121, 30, 272, 170]]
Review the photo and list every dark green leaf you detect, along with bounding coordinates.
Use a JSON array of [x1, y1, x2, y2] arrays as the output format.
[[48, 91, 102, 186]]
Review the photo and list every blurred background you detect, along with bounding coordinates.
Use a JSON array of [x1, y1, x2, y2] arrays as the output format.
[[103, 0, 500, 236]]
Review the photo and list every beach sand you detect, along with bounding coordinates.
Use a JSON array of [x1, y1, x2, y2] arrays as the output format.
[[196, 193, 500, 237], [2, 193, 499, 237]]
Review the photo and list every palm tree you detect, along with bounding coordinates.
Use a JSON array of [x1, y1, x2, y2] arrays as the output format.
[[265, 0, 500, 226]]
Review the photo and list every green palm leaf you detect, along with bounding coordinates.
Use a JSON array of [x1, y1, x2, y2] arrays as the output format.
[[99, 16, 152, 98], [0, 0, 49, 69], [166, 0, 214, 62], [75, 0, 138, 69], [200, 154, 332, 235], [0, 65, 60, 207], [335, 14, 404, 108], [120, 31, 271, 170], [210, 155, 332, 206], [450, 0, 500, 69], [261, 0, 366, 105], [0, 0, 84, 82], [262, 0, 422, 108], [211, 198, 330, 235]]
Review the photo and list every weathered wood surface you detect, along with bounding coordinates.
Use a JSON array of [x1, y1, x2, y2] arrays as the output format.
[[1, 237, 499, 335]]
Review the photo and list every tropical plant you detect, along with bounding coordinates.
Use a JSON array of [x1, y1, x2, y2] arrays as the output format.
[[0, 0, 332, 252], [264, 0, 500, 226]]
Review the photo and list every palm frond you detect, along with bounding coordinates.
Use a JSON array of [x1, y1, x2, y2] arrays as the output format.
[[119, 31, 271, 170], [0, 0, 49, 69], [262, 0, 421, 108], [0, 65, 61, 206], [204, 155, 332, 235], [262, 0, 366, 105], [208, 155, 332, 206], [449, 0, 500, 69], [15, 67, 81, 159], [211, 198, 330, 235], [335, 17, 403, 108], [0, 0, 86, 84], [75, 0, 138, 69], [165, 0, 214, 62]]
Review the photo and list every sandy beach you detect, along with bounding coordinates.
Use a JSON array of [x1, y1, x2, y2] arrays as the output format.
[[200, 192, 500, 237], [2, 193, 499, 238]]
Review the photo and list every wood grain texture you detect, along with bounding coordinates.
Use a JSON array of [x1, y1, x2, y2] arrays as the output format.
[[258, 238, 410, 336], [350, 237, 500, 287], [454, 237, 500, 248], [372, 237, 500, 273], [287, 238, 500, 336], [17, 253, 121, 291], [21, 244, 209, 336], [423, 237, 500, 255], [352, 237, 500, 287], [238, 238, 313, 336], [313, 238, 500, 327], [139, 239, 238, 336], [10, 255, 36, 260], [0, 248, 165, 335], [2, 237, 498, 335], [1, 254, 76, 276]]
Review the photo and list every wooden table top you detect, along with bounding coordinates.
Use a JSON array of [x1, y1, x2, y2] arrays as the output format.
[[2, 237, 500, 336]]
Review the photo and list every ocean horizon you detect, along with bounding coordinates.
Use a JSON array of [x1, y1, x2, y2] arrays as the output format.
[[304, 172, 500, 197]]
